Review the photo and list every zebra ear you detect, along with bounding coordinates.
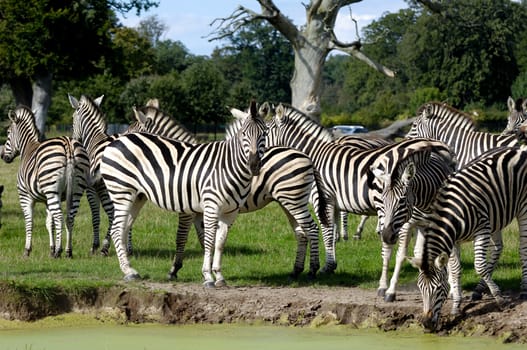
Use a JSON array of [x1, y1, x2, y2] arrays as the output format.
[[248, 100, 258, 119], [146, 98, 159, 108], [7, 109, 15, 122], [133, 106, 148, 124], [275, 104, 285, 119], [68, 94, 79, 109], [508, 96, 515, 112], [402, 162, 416, 186], [522, 98, 527, 112], [434, 252, 449, 269], [258, 102, 272, 119], [94, 95, 104, 107]]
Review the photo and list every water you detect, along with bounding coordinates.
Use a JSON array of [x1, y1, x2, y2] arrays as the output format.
[[0, 321, 522, 350]]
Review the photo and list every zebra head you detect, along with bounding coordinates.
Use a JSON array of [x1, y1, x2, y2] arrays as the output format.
[[68, 94, 105, 142], [235, 100, 267, 176], [1, 107, 38, 163], [503, 96, 527, 136], [371, 160, 416, 245], [409, 228, 450, 332]]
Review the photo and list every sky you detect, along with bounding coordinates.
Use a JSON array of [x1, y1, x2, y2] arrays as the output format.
[[119, 0, 408, 56]]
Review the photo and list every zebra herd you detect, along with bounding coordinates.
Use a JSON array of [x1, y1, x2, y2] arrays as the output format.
[[2, 94, 527, 331]]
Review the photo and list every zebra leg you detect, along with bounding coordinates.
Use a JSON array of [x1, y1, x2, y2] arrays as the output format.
[[518, 216, 527, 299], [384, 222, 412, 302], [472, 230, 503, 300], [21, 198, 35, 257], [167, 213, 194, 280], [95, 183, 115, 256], [354, 215, 369, 240], [291, 226, 308, 279], [447, 245, 463, 315], [378, 241, 393, 297], [338, 211, 348, 241], [211, 211, 239, 287], [473, 233, 504, 307], [51, 205, 65, 259], [86, 187, 101, 254], [319, 202, 337, 274], [45, 207, 56, 257]]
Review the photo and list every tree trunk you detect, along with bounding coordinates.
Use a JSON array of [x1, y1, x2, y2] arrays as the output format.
[[9, 78, 33, 107], [31, 72, 53, 138]]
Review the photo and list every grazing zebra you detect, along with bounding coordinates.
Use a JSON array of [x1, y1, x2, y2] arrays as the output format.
[[407, 101, 520, 299], [130, 103, 330, 279], [409, 146, 527, 331], [265, 102, 453, 279], [334, 135, 393, 241], [370, 143, 456, 302], [503, 96, 527, 136], [68, 94, 133, 255], [100, 101, 267, 285], [0, 106, 90, 257]]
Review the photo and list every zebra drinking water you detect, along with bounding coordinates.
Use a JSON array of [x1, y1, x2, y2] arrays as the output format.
[[409, 146, 527, 331], [0, 106, 90, 257], [100, 101, 267, 285]]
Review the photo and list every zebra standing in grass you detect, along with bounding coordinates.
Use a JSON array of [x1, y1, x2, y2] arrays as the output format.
[[406, 101, 520, 299], [100, 101, 267, 285], [0, 106, 90, 257], [370, 144, 456, 302], [68, 94, 132, 255], [265, 102, 453, 279], [408, 146, 527, 331], [503, 96, 527, 136], [131, 103, 330, 279]]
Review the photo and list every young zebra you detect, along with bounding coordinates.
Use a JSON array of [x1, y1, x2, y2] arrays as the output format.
[[265, 102, 453, 281], [68, 94, 131, 256], [0, 106, 90, 257], [100, 101, 267, 285], [409, 146, 527, 331], [407, 101, 519, 299], [130, 103, 330, 279], [370, 144, 456, 302], [503, 96, 527, 136]]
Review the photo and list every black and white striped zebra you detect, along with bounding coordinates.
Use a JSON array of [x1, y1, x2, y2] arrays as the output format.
[[68, 94, 132, 256], [408, 146, 527, 331], [265, 103, 455, 279], [370, 142, 456, 302], [100, 101, 267, 285], [503, 96, 527, 136], [0, 106, 90, 257], [130, 103, 329, 279]]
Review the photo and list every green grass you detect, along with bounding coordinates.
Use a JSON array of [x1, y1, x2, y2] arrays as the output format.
[[0, 154, 523, 294]]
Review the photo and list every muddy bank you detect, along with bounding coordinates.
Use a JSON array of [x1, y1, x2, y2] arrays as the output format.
[[0, 281, 526, 343]]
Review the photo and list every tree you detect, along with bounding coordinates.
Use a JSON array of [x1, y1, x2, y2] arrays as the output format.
[[0, 0, 158, 135], [209, 0, 395, 120]]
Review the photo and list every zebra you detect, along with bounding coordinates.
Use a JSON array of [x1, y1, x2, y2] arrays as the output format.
[[408, 145, 527, 331], [129, 103, 330, 280], [370, 142, 456, 302], [0, 106, 90, 257], [100, 101, 267, 285], [68, 94, 132, 256], [406, 101, 520, 299], [265, 102, 454, 281], [503, 96, 527, 136]]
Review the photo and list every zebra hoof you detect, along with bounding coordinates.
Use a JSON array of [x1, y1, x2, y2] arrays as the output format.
[[203, 281, 215, 288], [123, 273, 141, 282], [384, 293, 396, 302], [167, 272, 177, 281], [520, 292, 527, 300], [377, 288, 387, 297], [471, 291, 483, 301], [307, 271, 317, 281], [100, 249, 109, 257], [353, 235, 361, 240], [215, 279, 227, 288], [23, 249, 31, 258]]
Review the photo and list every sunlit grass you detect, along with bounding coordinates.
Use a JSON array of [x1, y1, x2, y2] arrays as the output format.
[[0, 152, 523, 295]]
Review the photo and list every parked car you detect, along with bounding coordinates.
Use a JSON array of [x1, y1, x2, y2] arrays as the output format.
[[331, 125, 369, 137]]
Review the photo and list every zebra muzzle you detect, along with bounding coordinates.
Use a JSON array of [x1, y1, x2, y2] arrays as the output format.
[[248, 152, 262, 176]]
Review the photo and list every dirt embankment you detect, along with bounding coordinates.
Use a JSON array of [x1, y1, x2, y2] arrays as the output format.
[[1, 281, 526, 343]]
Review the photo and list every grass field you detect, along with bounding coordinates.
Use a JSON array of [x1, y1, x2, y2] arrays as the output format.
[[0, 150, 523, 294]]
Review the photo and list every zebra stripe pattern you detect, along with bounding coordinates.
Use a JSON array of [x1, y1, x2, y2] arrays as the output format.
[[370, 141, 456, 302], [409, 146, 527, 331], [100, 101, 267, 285], [0, 106, 90, 257], [503, 96, 527, 136], [131, 104, 329, 279]]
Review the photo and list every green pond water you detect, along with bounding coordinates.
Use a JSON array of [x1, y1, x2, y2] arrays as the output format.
[[0, 317, 523, 350]]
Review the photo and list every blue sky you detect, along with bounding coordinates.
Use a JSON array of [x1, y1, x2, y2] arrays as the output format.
[[119, 0, 407, 56]]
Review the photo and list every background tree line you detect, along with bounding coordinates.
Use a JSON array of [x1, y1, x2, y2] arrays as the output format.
[[1, 0, 527, 135]]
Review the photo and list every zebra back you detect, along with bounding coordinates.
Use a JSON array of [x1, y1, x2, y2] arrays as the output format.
[[503, 96, 527, 136], [408, 102, 518, 168]]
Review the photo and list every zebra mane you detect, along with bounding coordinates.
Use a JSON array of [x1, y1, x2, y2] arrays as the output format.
[[417, 102, 476, 131], [10, 105, 41, 140], [275, 103, 334, 142]]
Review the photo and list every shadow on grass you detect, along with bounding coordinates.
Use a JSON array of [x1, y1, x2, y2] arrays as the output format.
[[133, 244, 266, 259]]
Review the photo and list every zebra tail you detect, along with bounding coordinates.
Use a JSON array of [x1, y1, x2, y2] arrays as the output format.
[[313, 169, 331, 227], [65, 140, 76, 219]]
